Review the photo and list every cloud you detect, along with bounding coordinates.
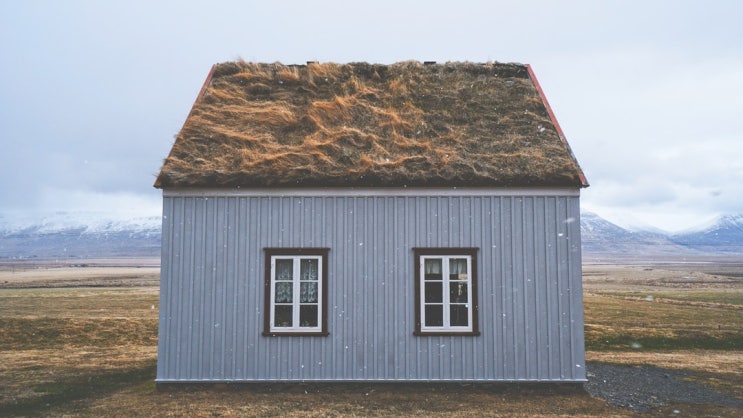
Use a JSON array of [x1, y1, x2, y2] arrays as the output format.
[[36, 188, 161, 218], [544, 43, 743, 232], [1, 0, 742, 234]]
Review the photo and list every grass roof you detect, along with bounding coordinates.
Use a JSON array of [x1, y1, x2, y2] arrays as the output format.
[[155, 61, 587, 189]]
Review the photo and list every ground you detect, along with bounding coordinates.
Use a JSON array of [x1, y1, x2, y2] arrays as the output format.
[[0, 259, 741, 416]]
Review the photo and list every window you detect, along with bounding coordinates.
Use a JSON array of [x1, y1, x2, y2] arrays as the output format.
[[413, 248, 479, 335], [263, 248, 329, 336]]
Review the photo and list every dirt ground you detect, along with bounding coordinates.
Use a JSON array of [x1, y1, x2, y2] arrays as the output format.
[[0, 258, 160, 288], [0, 259, 741, 416], [583, 262, 743, 291]]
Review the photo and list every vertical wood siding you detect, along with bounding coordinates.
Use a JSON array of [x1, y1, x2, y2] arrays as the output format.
[[157, 194, 585, 381]]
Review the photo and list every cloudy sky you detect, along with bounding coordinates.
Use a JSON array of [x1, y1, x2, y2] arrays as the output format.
[[1, 0, 741, 232]]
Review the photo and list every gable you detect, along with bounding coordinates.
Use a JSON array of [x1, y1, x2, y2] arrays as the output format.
[[155, 61, 587, 189]]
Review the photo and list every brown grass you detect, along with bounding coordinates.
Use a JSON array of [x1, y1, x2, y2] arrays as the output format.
[[155, 61, 585, 188], [583, 263, 743, 403], [0, 280, 621, 417], [587, 351, 742, 383], [1, 263, 742, 416], [582, 264, 743, 352], [88, 386, 619, 417]]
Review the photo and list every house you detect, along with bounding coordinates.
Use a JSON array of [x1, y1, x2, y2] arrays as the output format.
[[154, 61, 589, 383]]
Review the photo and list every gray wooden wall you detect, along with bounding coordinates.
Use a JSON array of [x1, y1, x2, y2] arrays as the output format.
[[156, 192, 585, 382]]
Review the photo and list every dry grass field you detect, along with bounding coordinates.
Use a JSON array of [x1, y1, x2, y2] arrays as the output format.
[[0, 261, 741, 416]]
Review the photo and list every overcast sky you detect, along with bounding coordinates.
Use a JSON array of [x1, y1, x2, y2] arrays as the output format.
[[1, 0, 741, 232]]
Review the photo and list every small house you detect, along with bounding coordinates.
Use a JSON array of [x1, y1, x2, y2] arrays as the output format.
[[154, 61, 589, 382]]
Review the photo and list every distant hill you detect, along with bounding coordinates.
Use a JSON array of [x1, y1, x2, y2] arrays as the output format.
[[580, 212, 743, 259], [1, 211, 741, 260], [0, 212, 160, 259], [669, 214, 743, 254]]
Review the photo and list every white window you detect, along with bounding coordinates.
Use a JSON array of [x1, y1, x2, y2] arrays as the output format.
[[264, 248, 329, 336], [414, 248, 479, 335]]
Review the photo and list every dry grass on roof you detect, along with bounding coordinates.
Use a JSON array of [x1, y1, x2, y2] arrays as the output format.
[[155, 61, 584, 188]]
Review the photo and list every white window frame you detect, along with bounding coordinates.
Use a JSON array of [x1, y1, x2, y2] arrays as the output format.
[[264, 248, 329, 336], [414, 248, 479, 336]]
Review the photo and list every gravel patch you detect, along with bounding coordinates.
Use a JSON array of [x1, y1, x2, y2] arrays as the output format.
[[585, 361, 743, 413]]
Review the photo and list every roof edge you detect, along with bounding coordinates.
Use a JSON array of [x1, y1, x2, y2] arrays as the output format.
[[162, 187, 582, 198], [525, 64, 589, 188], [194, 64, 218, 106]]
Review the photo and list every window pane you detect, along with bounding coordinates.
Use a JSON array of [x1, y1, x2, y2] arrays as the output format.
[[274, 282, 293, 303], [424, 259, 442, 280], [300, 282, 318, 303], [449, 282, 468, 303], [275, 259, 293, 281], [450, 305, 469, 326], [449, 258, 467, 280], [425, 305, 443, 327], [300, 259, 318, 281], [299, 305, 318, 327], [274, 305, 292, 327], [424, 282, 442, 303]]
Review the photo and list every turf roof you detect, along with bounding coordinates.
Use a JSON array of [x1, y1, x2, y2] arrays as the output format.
[[155, 61, 587, 189]]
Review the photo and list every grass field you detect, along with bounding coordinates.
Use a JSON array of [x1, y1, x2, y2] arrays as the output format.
[[0, 262, 741, 416]]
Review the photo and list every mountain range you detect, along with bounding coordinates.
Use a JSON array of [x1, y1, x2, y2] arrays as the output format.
[[0, 212, 161, 259], [0, 211, 741, 260], [580, 212, 743, 259]]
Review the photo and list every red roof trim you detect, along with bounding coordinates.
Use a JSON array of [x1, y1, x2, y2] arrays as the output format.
[[191, 64, 217, 113], [526, 64, 589, 188]]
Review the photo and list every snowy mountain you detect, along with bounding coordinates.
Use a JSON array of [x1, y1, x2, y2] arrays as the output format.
[[580, 212, 743, 259], [0, 212, 161, 259], [579, 212, 699, 258], [1, 211, 741, 260], [670, 214, 743, 254]]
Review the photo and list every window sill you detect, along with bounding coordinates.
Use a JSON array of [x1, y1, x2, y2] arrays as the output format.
[[262, 331, 330, 337], [414, 331, 481, 337]]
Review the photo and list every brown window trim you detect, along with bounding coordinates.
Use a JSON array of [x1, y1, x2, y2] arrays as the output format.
[[263, 248, 330, 337], [413, 247, 480, 336]]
